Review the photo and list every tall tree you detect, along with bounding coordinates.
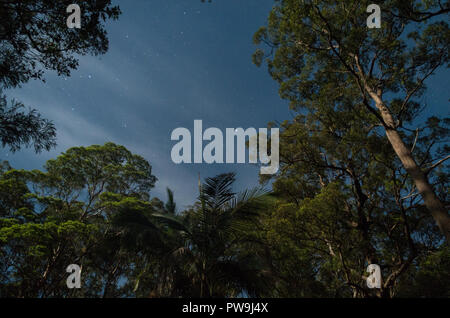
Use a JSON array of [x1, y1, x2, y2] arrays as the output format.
[[0, 143, 157, 297], [256, 110, 446, 297], [151, 173, 271, 297], [254, 0, 450, 240]]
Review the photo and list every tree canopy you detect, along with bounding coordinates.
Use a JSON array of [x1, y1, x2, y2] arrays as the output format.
[[0, 0, 121, 153], [253, 0, 450, 241], [1, 142, 448, 297], [0, 0, 121, 88], [1, 0, 448, 299]]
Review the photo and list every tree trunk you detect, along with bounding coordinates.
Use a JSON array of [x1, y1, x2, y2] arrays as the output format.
[[369, 94, 450, 241]]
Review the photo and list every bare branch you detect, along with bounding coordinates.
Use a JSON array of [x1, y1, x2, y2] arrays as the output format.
[[425, 155, 450, 175]]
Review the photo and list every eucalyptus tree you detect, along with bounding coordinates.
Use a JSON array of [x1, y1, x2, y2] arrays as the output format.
[[0, 143, 157, 297], [253, 0, 450, 240], [257, 101, 446, 297]]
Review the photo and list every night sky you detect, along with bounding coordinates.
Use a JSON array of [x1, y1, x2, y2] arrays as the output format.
[[2, 0, 448, 209]]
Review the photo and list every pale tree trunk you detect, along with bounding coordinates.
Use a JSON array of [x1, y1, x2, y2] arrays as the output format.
[[367, 90, 450, 242]]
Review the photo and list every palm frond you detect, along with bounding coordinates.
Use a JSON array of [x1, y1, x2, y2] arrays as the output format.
[[152, 213, 190, 234], [165, 187, 176, 214], [200, 172, 236, 211]]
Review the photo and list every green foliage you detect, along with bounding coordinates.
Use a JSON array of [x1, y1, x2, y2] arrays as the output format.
[[0, 140, 447, 297], [397, 246, 450, 297], [0, 143, 156, 297], [0, 144, 271, 298], [144, 173, 271, 297], [164, 188, 177, 215], [1, 0, 448, 298], [252, 0, 449, 297], [254, 89, 446, 297]]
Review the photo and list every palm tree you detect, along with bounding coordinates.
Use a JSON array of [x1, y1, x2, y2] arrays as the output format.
[[164, 188, 176, 215], [112, 173, 271, 297], [154, 172, 271, 297]]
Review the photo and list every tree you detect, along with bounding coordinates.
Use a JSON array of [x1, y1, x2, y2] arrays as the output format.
[[0, 141, 447, 297], [254, 106, 446, 297], [0, 0, 121, 153], [165, 188, 177, 215], [253, 0, 450, 240], [0, 143, 273, 298], [0, 143, 157, 297], [0, 92, 56, 152], [397, 245, 450, 298], [150, 173, 271, 297], [0, 0, 121, 88]]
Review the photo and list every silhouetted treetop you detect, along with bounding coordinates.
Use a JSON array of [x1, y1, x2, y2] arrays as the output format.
[[0, 91, 56, 152], [0, 0, 121, 89]]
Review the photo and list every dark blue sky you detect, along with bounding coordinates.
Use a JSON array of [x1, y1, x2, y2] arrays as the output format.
[[3, 0, 291, 208], [3, 0, 449, 209]]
